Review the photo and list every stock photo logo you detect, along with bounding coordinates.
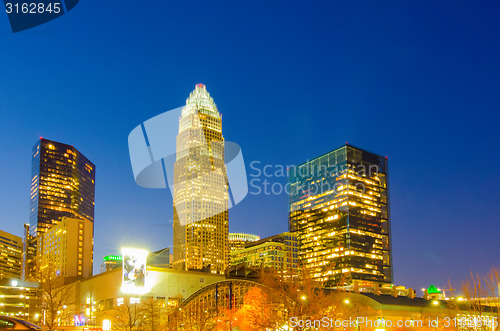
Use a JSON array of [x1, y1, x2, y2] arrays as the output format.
[[128, 87, 248, 226], [4, 0, 79, 32]]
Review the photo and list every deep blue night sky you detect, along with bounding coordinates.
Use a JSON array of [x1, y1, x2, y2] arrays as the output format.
[[0, 1, 499, 292]]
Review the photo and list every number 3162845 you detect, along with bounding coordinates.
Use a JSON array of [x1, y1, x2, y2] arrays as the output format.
[[5, 2, 62, 14]]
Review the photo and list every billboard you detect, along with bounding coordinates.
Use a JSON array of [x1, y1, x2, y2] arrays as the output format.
[[121, 248, 150, 294]]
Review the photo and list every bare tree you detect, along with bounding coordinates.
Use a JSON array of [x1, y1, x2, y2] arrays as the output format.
[[176, 302, 218, 331], [484, 267, 500, 331], [113, 297, 144, 331], [164, 295, 185, 331], [257, 266, 351, 330], [447, 266, 500, 331], [139, 297, 168, 331], [231, 286, 277, 330], [38, 263, 75, 329]]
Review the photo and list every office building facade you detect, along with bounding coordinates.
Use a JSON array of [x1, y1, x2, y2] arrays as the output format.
[[172, 84, 229, 274], [230, 232, 298, 273], [27, 138, 95, 280], [228, 233, 260, 253], [289, 144, 392, 286], [0, 230, 22, 280], [39, 217, 93, 278], [29, 138, 95, 237], [0, 279, 39, 322]]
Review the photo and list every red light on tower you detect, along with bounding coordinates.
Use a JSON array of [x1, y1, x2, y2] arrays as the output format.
[[196, 83, 205, 89]]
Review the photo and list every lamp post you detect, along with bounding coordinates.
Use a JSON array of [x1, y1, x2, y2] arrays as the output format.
[[344, 298, 361, 331]]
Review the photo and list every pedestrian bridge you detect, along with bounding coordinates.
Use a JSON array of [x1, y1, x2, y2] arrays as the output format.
[[179, 279, 265, 311]]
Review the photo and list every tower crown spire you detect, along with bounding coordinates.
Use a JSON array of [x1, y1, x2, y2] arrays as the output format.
[[182, 84, 220, 118]]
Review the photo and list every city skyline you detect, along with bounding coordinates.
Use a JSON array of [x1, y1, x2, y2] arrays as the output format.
[[1, 0, 500, 293], [2, 80, 497, 291]]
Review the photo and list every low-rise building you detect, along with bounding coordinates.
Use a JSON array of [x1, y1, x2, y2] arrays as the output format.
[[58, 266, 225, 328], [0, 279, 39, 322], [228, 233, 260, 253], [230, 232, 298, 273]]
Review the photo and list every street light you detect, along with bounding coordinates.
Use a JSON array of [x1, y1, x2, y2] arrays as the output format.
[[344, 299, 361, 330]]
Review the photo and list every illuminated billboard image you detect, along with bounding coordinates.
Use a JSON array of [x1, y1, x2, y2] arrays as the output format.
[[121, 248, 150, 294]]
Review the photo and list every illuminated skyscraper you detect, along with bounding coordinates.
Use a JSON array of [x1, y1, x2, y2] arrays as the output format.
[[29, 138, 95, 237], [172, 84, 229, 274], [27, 138, 95, 280], [289, 144, 392, 286]]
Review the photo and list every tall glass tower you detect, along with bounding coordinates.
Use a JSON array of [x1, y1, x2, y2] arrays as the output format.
[[289, 144, 392, 286], [29, 138, 95, 237], [172, 84, 229, 274]]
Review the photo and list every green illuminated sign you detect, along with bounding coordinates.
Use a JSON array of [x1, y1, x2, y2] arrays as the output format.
[[103, 255, 123, 262]]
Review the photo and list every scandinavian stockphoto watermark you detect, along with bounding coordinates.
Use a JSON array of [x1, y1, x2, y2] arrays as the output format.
[[248, 160, 380, 196]]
